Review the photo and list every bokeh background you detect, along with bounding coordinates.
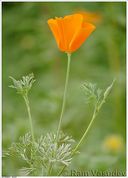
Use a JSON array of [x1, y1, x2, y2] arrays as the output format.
[[2, 2, 126, 176]]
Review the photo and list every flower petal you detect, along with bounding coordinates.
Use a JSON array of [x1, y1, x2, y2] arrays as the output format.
[[54, 14, 83, 52], [47, 19, 61, 48], [69, 22, 96, 52], [48, 14, 96, 53], [63, 14, 83, 46], [55, 17, 67, 51]]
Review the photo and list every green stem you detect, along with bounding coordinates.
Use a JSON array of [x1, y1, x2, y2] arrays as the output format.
[[47, 162, 52, 176], [56, 53, 71, 141], [72, 107, 97, 154], [57, 81, 115, 176], [57, 106, 98, 176], [23, 94, 35, 143], [57, 165, 66, 176], [72, 96, 108, 156]]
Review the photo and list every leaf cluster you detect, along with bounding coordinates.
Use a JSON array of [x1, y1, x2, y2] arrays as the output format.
[[9, 73, 35, 96], [82, 80, 115, 109], [3, 132, 75, 176], [82, 81, 102, 105]]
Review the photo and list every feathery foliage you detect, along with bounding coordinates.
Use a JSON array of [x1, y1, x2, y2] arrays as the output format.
[[4, 132, 75, 176], [3, 74, 115, 176], [82, 80, 115, 109], [9, 73, 35, 96]]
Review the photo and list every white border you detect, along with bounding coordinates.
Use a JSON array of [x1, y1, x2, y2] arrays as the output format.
[[0, 0, 127, 2], [0, 1, 2, 177], [126, 1, 128, 178], [0, 0, 127, 178]]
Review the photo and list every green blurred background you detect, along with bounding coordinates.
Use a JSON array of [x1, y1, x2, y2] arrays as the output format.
[[2, 2, 126, 176]]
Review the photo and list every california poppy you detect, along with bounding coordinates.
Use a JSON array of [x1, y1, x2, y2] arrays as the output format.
[[47, 13, 96, 53]]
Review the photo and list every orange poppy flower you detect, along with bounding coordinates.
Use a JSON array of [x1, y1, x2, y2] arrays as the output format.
[[47, 14, 96, 53]]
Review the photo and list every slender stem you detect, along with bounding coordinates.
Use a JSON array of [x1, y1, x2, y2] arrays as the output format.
[[23, 94, 35, 143], [57, 165, 66, 176], [57, 106, 98, 176], [57, 81, 115, 176], [56, 53, 71, 141], [72, 106, 97, 154], [47, 162, 52, 176]]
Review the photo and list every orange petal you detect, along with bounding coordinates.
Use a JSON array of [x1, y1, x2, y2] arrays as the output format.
[[55, 17, 67, 51], [48, 14, 84, 52], [62, 14, 83, 48], [47, 19, 62, 49], [69, 22, 96, 52]]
